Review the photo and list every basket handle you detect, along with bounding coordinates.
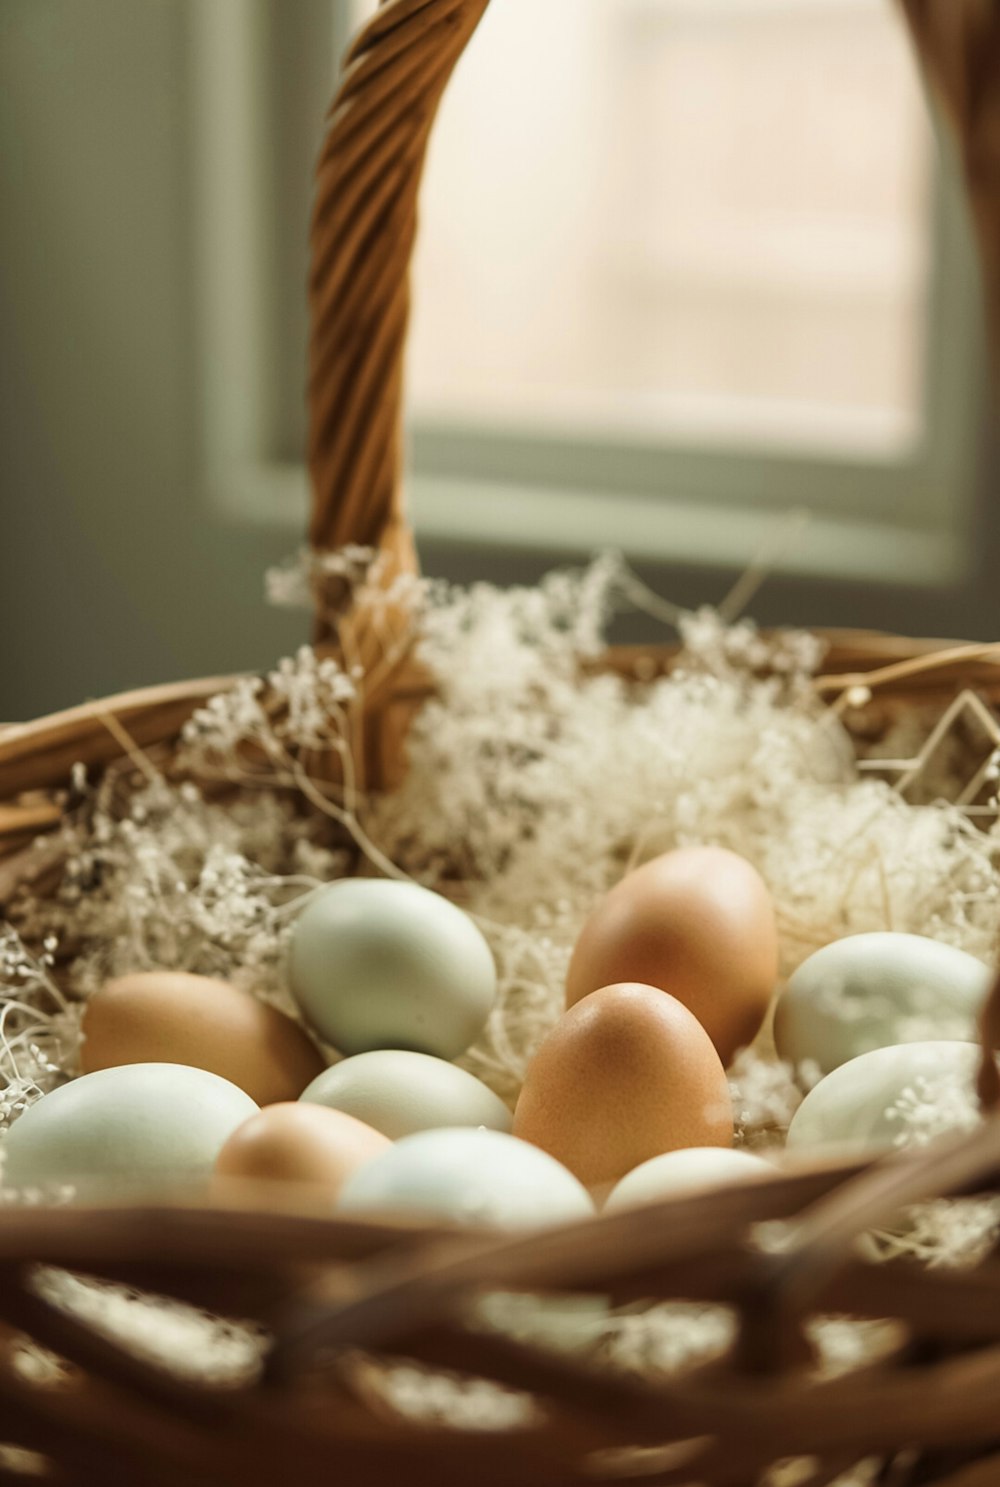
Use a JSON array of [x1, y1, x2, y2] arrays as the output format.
[[306, 0, 489, 631]]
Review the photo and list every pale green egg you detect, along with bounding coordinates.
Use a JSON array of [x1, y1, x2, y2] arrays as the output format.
[[299, 1049, 511, 1139], [336, 1127, 595, 1228], [786, 1040, 985, 1154], [289, 880, 496, 1060], [774, 933, 990, 1077], [604, 1146, 773, 1211], [2, 1063, 259, 1195]]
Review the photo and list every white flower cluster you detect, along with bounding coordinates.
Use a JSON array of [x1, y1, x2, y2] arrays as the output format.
[[357, 1357, 536, 1432], [0, 930, 79, 1129], [32, 1267, 269, 1385], [601, 1299, 735, 1378], [869, 1195, 1000, 1268], [885, 1073, 982, 1148], [179, 649, 358, 766], [677, 604, 825, 683], [265, 544, 378, 610], [269, 648, 356, 749], [727, 1047, 805, 1145]]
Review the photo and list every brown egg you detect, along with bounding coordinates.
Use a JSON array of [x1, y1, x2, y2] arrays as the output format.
[[513, 982, 733, 1193], [565, 847, 778, 1066], [214, 1103, 389, 1194], [81, 972, 326, 1105]]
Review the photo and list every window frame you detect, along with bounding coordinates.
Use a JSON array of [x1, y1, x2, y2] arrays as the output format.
[[189, 0, 990, 588]]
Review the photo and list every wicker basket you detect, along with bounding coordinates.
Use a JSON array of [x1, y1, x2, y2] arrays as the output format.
[[2, 2, 1000, 1482]]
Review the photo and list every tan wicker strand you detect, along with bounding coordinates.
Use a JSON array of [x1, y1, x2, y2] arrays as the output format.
[[306, 0, 489, 610], [346, 0, 460, 59], [0, 677, 236, 805]]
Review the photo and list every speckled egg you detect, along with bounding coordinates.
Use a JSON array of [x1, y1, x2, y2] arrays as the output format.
[[289, 880, 496, 1060], [336, 1127, 594, 1229], [80, 972, 325, 1105], [214, 1102, 389, 1196], [299, 1050, 512, 1139], [565, 847, 778, 1066], [513, 982, 733, 1193], [786, 1040, 988, 1154], [774, 933, 992, 1077], [3, 1063, 259, 1195]]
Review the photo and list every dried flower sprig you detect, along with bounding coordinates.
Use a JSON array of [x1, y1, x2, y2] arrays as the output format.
[[0, 929, 79, 1130], [265, 544, 379, 611], [1, 544, 999, 1410]]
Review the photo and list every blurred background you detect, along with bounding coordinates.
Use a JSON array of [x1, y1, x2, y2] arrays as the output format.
[[2, 0, 998, 722]]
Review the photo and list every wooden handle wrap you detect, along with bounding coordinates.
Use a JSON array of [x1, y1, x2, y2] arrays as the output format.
[[307, 0, 489, 610]]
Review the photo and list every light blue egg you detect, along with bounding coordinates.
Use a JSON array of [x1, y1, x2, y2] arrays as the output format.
[[774, 933, 990, 1077], [604, 1146, 772, 1211], [299, 1049, 511, 1138], [2, 1063, 259, 1195], [786, 1040, 985, 1154], [289, 879, 496, 1060], [336, 1127, 594, 1228]]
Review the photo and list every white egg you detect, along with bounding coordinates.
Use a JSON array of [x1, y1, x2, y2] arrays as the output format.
[[786, 1041, 986, 1154], [774, 932, 990, 1077], [604, 1147, 773, 1211], [299, 1050, 512, 1139], [336, 1127, 595, 1228], [289, 880, 496, 1060], [2, 1063, 259, 1195]]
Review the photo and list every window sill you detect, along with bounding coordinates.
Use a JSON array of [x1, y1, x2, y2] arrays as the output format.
[[211, 460, 967, 589]]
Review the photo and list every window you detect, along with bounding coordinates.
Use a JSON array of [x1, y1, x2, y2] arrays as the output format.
[[193, 0, 987, 585], [411, 0, 928, 449]]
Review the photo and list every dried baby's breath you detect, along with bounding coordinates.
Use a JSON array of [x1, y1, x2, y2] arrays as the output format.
[[885, 1073, 982, 1148], [265, 543, 378, 610], [1, 551, 999, 1395], [4, 552, 999, 1167], [0, 929, 78, 1125], [868, 1195, 1000, 1268], [31, 1268, 268, 1386], [353, 1355, 537, 1432]]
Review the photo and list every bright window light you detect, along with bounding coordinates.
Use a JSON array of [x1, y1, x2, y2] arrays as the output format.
[[403, 0, 933, 455]]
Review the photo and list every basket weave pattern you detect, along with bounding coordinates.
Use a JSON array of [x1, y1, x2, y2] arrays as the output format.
[[1, 1, 1000, 1482]]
